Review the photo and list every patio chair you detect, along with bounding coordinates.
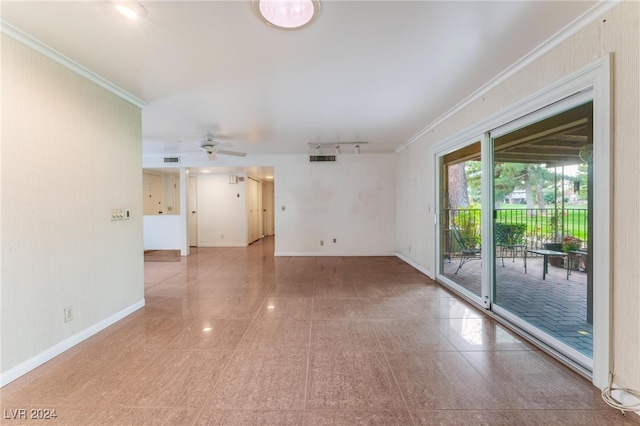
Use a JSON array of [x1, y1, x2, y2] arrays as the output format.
[[495, 223, 527, 267], [450, 225, 482, 274]]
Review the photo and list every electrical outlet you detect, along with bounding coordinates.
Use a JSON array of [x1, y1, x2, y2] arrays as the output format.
[[64, 306, 73, 322], [220, 234, 224, 239], [333, 238, 336, 243], [320, 240, 324, 246]]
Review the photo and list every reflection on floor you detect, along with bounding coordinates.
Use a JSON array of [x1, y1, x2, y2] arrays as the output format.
[[2, 237, 635, 425], [144, 249, 181, 262], [443, 254, 593, 358]]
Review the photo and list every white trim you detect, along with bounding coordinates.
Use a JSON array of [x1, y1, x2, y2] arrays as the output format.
[[429, 55, 612, 388], [480, 132, 494, 309], [492, 304, 593, 372], [0, 299, 145, 387], [198, 243, 249, 248], [395, 252, 433, 279], [0, 21, 146, 108], [432, 56, 610, 154], [591, 53, 612, 390], [274, 251, 396, 257], [396, 0, 620, 153]]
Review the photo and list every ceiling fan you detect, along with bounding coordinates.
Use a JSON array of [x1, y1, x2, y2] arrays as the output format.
[[180, 134, 247, 160]]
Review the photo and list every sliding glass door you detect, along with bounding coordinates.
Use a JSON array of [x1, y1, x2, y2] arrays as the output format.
[[436, 98, 596, 370], [490, 100, 594, 367], [433, 57, 611, 383], [438, 141, 484, 302]]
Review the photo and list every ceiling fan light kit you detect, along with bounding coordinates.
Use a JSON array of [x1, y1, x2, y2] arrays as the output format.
[[254, 0, 320, 30], [176, 134, 247, 161], [111, 0, 147, 20]]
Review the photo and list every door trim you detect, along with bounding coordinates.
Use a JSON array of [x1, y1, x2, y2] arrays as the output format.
[[432, 55, 611, 388]]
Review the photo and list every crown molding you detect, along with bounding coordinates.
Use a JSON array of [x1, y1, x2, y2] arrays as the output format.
[[1, 20, 146, 108], [396, 0, 622, 153]]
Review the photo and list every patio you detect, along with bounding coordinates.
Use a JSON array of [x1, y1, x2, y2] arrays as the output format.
[[442, 253, 592, 358]]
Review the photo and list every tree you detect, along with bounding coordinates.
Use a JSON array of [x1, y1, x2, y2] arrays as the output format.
[[447, 162, 469, 209], [494, 163, 522, 208], [576, 163, 589, 201], [465, 160, 482, 204]]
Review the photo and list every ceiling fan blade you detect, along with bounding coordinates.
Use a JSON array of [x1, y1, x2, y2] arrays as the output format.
[[211, 141, 233, 149], [216, 149, 247, 157], [177, 140, 203, 152]]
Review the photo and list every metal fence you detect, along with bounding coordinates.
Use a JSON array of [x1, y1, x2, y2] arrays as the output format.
[[445, 207, 589, 250]]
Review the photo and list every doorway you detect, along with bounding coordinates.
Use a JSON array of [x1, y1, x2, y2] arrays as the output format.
[[439, 141, 483, 303], [434, 57, 611, 383], [188, 176, 197, 247], [490, 100, 594, 366]]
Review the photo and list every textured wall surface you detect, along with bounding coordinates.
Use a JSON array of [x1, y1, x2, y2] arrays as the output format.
[[275, 154, 396, 256], [396, 0, 639, 389], [1, 35, 144, 375]]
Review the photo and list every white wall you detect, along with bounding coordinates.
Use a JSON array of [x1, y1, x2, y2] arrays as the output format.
[[143, 216, 181, 250], [396, 1, 639, 391], [1, 35, 144, 383], [196, 173, 248, 247], [274, 154, 396, 256]]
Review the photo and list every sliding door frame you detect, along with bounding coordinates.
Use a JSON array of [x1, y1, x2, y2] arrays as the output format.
[[489, 89, 595, 372], [434, 135, 489, 307], [432, 55, 611, 388]]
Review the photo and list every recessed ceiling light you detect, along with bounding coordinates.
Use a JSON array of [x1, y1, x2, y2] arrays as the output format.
[[113, 1, 147, 21], [254, 0, 320, 30]]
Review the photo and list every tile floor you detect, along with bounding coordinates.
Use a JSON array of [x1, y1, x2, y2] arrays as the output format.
[[1, 237, 638, 425], [442, 253, 593, 357]]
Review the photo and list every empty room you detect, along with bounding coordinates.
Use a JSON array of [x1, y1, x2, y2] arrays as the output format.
[[1, 1, 638, 424]]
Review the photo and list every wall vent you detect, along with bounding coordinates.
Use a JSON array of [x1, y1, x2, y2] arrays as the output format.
[[309, 155, 336, 162], [163, 157, 180, 163]]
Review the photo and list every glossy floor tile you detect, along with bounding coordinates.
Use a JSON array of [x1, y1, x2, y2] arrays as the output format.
[[2, 237, 638, 425]]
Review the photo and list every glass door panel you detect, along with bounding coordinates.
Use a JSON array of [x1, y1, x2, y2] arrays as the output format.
[[439, 142, 482, 298], [492, 101, 593, 362]]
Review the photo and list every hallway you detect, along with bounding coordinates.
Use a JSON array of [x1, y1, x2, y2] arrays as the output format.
[[1, 237, 636, 425]]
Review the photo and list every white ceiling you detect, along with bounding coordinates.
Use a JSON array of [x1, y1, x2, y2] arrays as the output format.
[[1, 1, 597, 159]]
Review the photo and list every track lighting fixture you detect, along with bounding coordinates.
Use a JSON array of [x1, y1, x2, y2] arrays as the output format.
[[308, 141, 367, 155]]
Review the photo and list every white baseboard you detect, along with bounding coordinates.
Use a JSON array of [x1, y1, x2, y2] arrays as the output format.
[[197, 243, 248, 248], [274, 251, 397, 257], [0, 299, 145, 387], [396, 252, 434, 279]]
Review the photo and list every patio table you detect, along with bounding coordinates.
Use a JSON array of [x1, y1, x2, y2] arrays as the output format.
[[526, 249, 566, 280]]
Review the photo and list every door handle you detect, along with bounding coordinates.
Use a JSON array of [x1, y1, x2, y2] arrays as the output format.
[[192, 211, 196, 214]]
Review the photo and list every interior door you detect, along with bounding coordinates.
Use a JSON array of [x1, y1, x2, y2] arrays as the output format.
[[263, 181, 275, 236], [188, 176, 197, 247], [247, 177, 260, 243]]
